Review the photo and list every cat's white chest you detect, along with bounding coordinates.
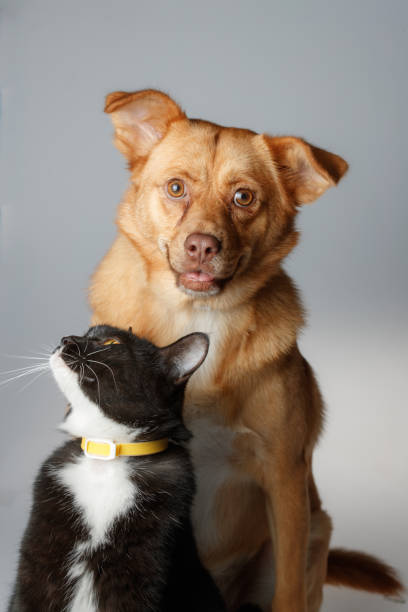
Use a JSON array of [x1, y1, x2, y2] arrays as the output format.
[[56, 457, 138, 611], [66, 563, 97, 612], [56, 456, 137, 547]]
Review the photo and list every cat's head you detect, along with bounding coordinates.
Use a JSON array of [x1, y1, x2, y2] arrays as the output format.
[[49, 325, 209, 442]]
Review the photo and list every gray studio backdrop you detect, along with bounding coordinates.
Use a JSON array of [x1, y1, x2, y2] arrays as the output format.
[[1, 1, 407, 610]]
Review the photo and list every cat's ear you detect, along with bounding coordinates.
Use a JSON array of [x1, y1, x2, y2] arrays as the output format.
[[160, 333, 209, 384], [104, 89, 185, 167]]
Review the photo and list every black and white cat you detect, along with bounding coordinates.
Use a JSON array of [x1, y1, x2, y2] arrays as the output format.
[[9, 325, 239, 612]]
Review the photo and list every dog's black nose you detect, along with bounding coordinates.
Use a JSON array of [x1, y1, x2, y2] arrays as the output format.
[[184, 233, 221, 264]]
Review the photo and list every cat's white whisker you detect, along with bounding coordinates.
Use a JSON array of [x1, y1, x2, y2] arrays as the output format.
[[84, 363, 101, 405], [87, 359, 118, 391], [87, 347, 112, 357], [27, 348, 52, 356], [0, 365, 49, 387], [62, 350, 81, 365], [3, 354, 50, 361], [39, 344, 52, 351], [0, 364, 48, 375], [72, 340, 81, 356], [18, 369, 48, 393]]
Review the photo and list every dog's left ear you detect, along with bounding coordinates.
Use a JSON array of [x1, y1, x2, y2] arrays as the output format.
[[159, 333, 209, 385], [263, 136, 348, 204], [104, 89, 185, 167]]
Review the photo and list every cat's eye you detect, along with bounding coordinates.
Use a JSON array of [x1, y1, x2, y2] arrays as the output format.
[[103, 338, 120, 345], [166, 179, 186, 199], [233, 189, 255, 207]]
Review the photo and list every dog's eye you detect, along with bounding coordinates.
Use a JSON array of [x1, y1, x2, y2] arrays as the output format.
[[233, 189, 255, 207], [103, 338, 121, 345], [167, 179, 186, 199]]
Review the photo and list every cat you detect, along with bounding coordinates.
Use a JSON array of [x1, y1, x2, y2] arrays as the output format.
[[9, 325, 259, 612]]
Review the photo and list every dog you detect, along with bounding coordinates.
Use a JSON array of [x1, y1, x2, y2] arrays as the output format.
[[89, 89, 403, 611]]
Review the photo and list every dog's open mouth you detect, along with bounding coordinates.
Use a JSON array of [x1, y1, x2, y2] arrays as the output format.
[[174, 255, 246, 296], [178, 271, 220, 294]]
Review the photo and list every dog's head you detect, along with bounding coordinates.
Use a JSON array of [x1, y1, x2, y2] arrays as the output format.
[[105, 89, 348, 307]]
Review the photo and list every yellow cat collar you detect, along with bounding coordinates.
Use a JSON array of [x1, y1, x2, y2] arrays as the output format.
[[81, 437, 168, 460]]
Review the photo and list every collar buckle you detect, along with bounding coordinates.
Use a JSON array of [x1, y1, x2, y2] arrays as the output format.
[[83, 437, 117, 461]]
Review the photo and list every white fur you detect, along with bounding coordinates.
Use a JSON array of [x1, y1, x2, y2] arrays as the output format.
[[174, 309, 235, 555], [179, 284, 221, 298], [49, 352, 139, 546], [179, 308, 228, 391], [49, 351, 141, 608], [65, 547, 97, 612], [49, 351, 137, 442], [59, 455, 136, 610], [66, 566, 97, 612], [57, 454, 137, 547], [188, 418, 237, 554]]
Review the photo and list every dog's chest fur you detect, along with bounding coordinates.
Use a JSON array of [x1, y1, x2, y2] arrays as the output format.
[[170, 306, 229, 393], [172, 308, 248, 557], [188, 417, 245, 556]]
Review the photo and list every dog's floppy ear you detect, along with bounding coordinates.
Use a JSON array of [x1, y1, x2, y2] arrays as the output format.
[[264, 136, 348, 204], [104, 89, 185, 166]]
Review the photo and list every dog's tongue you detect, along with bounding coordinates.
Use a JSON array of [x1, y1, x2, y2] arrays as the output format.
[[184, 271, 215, 282]]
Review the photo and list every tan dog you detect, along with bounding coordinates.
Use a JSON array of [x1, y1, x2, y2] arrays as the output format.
[[89, 90, 403, 611]]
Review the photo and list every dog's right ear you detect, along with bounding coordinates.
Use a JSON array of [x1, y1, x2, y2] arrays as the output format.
[[104, 89, 185, 166]]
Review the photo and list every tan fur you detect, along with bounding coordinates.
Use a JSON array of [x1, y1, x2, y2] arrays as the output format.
[[89, 90, 403, 611]]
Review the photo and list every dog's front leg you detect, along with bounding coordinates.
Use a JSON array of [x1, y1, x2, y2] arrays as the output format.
[[264, 456, 310, 612]]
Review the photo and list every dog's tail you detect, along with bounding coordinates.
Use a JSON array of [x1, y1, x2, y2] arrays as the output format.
[[326, 548, 405, 599]]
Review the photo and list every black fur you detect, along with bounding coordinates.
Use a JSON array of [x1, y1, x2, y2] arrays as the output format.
[[9, 326, 233, 611]]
